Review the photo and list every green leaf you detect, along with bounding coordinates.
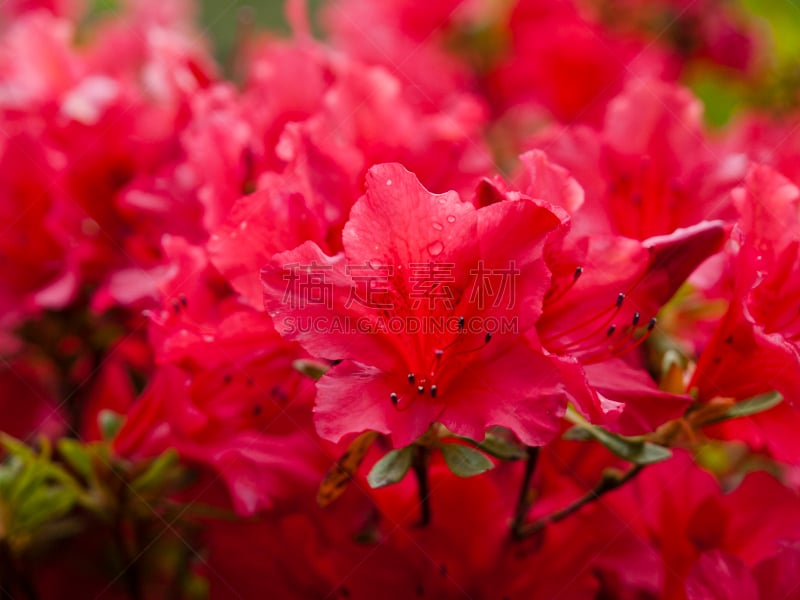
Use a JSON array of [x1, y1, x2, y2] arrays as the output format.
[[366, 447, 413, 489], [292, 359, 330, 381], [98, 410, 124, 441], [459, 427, 528, 461], [57, 439, 93, 482], [0, 434, 34, 460], [15, 486, 77, 532], [440, 444, 494, 477], [131, 449, 181, 495], [563, 425, 672, 465], [710, 391, 783, 425]]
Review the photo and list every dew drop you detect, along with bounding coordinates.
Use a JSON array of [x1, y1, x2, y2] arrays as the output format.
[[432, 222, 443, 231], [426, 241, 444, 257], [446, 215, 456, 223]]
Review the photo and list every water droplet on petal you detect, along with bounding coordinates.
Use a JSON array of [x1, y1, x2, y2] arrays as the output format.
[[446, 215, 456, 223], [432, 222, 443, 231], [386, 179, 392, 186], [427, 241, 444, 257]]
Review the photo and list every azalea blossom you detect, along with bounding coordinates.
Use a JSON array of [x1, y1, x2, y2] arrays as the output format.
[[263, 162, 568, 447]]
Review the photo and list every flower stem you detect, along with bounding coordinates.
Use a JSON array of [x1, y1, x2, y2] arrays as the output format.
[[412, 445, 432, 527], [511, 446, 540, 539], [516, 464, 644, 539]]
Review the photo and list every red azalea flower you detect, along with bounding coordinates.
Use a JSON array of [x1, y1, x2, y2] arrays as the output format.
[[686, 540, 800, 599], [486, 0, 669, 125], [604, 451, 800, 599], [685, 550, 759, 600], [322, 0, 476, 107], [691, 165, 800, 406], [0, 0, 84, 21], [263, 163, 567, 447], [527, 78, 746, 239], [537, 219, 726, 432], [115, 237, 320, 515], [480, 156, 726, 433], [207, 131, 358, 308]]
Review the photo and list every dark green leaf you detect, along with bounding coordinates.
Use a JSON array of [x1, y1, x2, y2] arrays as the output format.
[[15, 486, 78, 532], [711, 391, 783, 425], [440, 444, 494, 477], [366, 447, 413, 489], [131, 449, 181, 495], [57, 439, 93, 482], [459, 427, 527, 460], [564, 425, 672, 465]]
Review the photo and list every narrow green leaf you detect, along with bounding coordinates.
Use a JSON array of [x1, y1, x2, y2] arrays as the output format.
[[564, 425, 672, 465], [714, 391, 783, 424], [15, 486, 77, 532], [131, 449, 181, 494], [458, 427, 528, 461], [57, 439, 93, 482], [440, 444, 494, 477], [366, 447, 413, 489], [0, 434, 34, 460]]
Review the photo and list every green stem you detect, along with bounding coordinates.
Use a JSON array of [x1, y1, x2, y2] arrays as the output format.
[[412, 446, 432, 527], [516, 465, 644, 539], [511, 446, 539, 539]]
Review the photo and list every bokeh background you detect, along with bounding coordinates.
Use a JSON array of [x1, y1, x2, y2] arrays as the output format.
[[196, 0, 799, 127]]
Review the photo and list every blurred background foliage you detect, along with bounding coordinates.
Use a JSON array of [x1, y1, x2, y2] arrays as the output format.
[[198, 0, 324, 61], [197, 0, 800, 129]]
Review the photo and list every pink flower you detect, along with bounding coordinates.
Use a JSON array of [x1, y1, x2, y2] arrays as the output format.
[[487, 0, 669, 125], [263, 163, 568, 447], [527, 78, 746, 239], [481, 155, 726, 433], [604, 451, 800, 599], [115, 238, 320, 515], [691, 165, 800, 406]]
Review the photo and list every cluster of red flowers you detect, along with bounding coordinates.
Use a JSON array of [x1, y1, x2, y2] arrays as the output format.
[[2, 0, 800, 598]]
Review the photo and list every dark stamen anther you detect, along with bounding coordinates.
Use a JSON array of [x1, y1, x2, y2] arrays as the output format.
[[632, 312, 640, 326], [179, 294, 188, 307], [408, 373, 415, 384], [171, 299, 180, 313], [434, 349, 444, 359], [430, 385, 437, 398], [390, 392, 398, 405], [458, 316, 465, 330], [417, 385, 425, 395], [606, 325, 616, 336], [484, 332, 492, 343], [647, 318, 657, 331], [574, 266, 584, 280], [616, 293, 625, 308]]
